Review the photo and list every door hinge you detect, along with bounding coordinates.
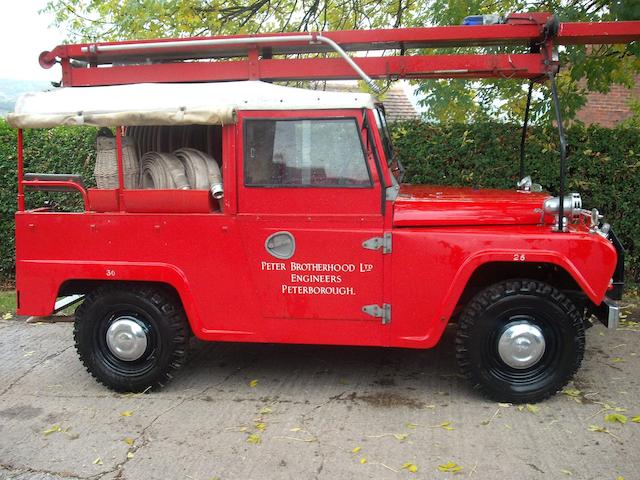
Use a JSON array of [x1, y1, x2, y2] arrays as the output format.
[[362, 303, 391, 324], [362, 232, 392, 254]]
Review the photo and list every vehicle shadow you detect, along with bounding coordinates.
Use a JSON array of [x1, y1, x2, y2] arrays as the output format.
[[172, 324, 471, 402]]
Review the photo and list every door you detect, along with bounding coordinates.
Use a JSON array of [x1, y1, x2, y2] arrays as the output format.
[[237, 110, 388, 345]]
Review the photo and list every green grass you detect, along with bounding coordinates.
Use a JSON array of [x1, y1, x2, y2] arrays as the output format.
[[0, 290, 16, 316]]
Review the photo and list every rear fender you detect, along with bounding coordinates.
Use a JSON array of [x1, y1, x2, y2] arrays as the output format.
[[16, 260, 202, 333]]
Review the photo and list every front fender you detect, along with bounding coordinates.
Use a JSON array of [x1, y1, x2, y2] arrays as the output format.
[[390, 226, 618, 349], [440, 247, 615, 322]]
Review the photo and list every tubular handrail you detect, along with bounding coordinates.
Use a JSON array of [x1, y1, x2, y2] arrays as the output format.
[[21, 180, 89, 211]]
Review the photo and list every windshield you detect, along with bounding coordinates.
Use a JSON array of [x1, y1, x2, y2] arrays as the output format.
[[374, 105, 404, 182]]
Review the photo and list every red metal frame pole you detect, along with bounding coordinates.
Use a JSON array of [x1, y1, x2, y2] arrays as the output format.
[[17, 129, 25, 212], [115, 126, 125, 211]]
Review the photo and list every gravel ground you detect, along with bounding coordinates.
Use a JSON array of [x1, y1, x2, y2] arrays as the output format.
[[0, 311, 639, 480]]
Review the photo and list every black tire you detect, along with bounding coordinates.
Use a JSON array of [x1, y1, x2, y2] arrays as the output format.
[[455, 279, 585, 404], [74, 284, 190, 392]]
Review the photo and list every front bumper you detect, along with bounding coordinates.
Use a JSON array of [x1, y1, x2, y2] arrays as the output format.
[[608, 229, 624, 301], [595, 297, 620, 330]]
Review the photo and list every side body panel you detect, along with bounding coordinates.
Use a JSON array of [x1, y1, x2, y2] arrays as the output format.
[[389, 225, 617, 348]]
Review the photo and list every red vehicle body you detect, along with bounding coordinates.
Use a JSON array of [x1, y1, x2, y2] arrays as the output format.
[[8, 13, 637, 402]]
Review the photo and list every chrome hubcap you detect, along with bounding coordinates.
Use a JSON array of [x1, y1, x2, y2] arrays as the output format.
[[105, 316, 148, 362], [498, 321, 546, 369]]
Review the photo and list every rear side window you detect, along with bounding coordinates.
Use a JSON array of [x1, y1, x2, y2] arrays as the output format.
[[244, 118, 371, 187]]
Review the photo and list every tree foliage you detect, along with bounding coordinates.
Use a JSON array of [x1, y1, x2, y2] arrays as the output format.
[[43, 0, 639, 122]]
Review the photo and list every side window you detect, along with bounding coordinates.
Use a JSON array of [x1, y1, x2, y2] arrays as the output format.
[[244, 118, 371, 187]]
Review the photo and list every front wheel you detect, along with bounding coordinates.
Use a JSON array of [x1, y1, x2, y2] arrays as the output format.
[[455, 279, 585, 404], [74, 284, 190, 392]]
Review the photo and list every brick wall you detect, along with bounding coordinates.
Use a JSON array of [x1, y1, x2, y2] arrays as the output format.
[[575, 78, 640, 127]]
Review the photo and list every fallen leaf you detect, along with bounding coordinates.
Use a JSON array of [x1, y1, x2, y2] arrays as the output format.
[[259, 407, 272, 415], [93, 457, 103, 465], [360, 457, 367, 464], [127, 452, 134, 459], [560, 468, 573, 476], [249, 379, 259, 388], [43, 425, 62, 436], [247, 433, 261, 444], [120, 411, 133, 417], [605, 413, 627, 424], [2, 313, 12, 320], [562, 388, 581, 398], [290, 427, 302, 432], [631, 416, 640, 423], [588, 424, 616, 438], [438, 461, 462, 473], [612, 357, 625, 363], [433, 421, 454, 430], [23, 351, 35, 357], [498, 402, 511, 407], [351, 446, 361, 454], [124, 438, 134, 446], [393, 433, 409, 441], [406, 422, 418, 429], [255, 422, 266, 432], [401, 462, 418, 473], [526, 404, 540, 414], [614, 407, 627, 412]]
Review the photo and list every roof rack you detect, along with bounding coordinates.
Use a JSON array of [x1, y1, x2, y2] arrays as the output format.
[[38, 13, 640, 88]]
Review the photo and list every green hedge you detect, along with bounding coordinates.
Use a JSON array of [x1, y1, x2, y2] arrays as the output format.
[[393, 121, 640, 281], [1, 119, 639, 283], [0, 120, 97, 281]]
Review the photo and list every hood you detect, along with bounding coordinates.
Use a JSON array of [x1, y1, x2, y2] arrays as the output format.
[[393, 185, 552, 227]]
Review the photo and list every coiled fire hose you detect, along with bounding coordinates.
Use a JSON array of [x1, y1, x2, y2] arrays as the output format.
[[173, 148, 223, 199], [140, 152, 190, 190]]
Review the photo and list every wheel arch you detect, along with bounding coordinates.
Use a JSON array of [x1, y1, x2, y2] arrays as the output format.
[[16, 260, 202, 335], [441, 251, 605, 326], [58, 276, 200, 336], [452, 261, 588, 317]]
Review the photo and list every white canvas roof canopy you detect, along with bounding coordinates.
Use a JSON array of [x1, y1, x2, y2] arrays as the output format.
[[7, 81, 376, 129]]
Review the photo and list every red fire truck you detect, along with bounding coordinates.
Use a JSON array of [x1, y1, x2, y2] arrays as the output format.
[[8, 13, 638, 402]]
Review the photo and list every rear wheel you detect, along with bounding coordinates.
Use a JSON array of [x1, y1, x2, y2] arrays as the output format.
[[74, 284, 190, 392], [455, 279, 585, 403]]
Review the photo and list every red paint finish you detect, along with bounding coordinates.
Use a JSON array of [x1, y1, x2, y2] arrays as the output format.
[[60, 54, 551, 87], [14, 109, 620, 350], [17, 129, 24, 211], [17, 16, 635, 350], [37, 17, 640, 87], [557, 21, 640, 45], [389, 224, 617, 348], [394, 185, 552, 227]]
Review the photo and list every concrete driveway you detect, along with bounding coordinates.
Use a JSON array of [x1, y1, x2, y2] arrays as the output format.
[[0, 314, 639, 480]]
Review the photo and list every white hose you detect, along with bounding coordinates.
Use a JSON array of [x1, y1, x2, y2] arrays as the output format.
[[140, 152, 190, 189], [173, 147, 223, 198]]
